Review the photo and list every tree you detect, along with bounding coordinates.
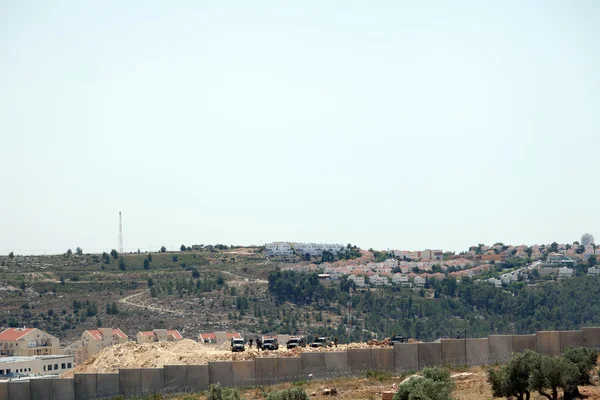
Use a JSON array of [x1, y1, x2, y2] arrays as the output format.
[[148, 254, 153, 262], [102, 252, 110, 264], [143, 259, 150, 270], [160, 246, 166, 253], [147, 278, 154, 287], [562, 346, 599, 398], [66, 249, 73, 256], [192, 268, 200, 278], [59, 276, 65, 285], [576, 245, 585, 254], [549, 242, 558, 253], [110, 249, 118, 259], [96, 318, 102, 328], [588, 256, 597, 267], [75, 247, 83, 255], [172, 255, 178, 262], [9, 251, 14, 259], [111, 302, 118, 314], [529, 355, 578, 400], [304, 253, 311, 262], [394, 367, 454, 400], [488, 350, 540, 400], [180, 244, 186, 251], [119, 258, 126, 271]]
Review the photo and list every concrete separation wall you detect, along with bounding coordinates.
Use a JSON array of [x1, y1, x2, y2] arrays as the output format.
[[141, 369, 164, 394], [232, 361, 255, 387], [371, 348, 395, 371], [30, 379, 52, 400], [209, 361, 233, 387], [441, 340, 466, 365], [301, 352, 326, 375], [186, 365, 209, 392], [255, 357, 279, 385], [7, 382, 30, 400], [489, 335, 513, 363], [513, 335, 536, 353], [395, 343, 418, 371], [163, 365, 187, 392], [348, 349, 371, 371], [96, 373, 119, 398], [74, 374, 96, 400], [560, 331, 583, 352], [583, 327, 600, 348], [119, 369, 142, 397], [466, 339, 489, 366], [536, 331, 560, 356], [418, 343, 442, 367], [0, 381, 7, 400], [278, 357, 302, 382], [324, 352, 348, 376], [52, 379, 74, 400]]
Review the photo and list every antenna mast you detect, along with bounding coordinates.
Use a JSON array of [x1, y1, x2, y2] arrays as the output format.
[[118, 211, 124, 253]]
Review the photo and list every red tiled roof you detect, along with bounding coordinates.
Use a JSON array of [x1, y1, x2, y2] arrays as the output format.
[[140, 331, 155, 336], [87, 329, 128, 340], [199, 333, 216, 340], [0, 328, 35, 341], [113, 329, 127, 339], [226, 332, 241, 339], [167, 330, 183, 340]]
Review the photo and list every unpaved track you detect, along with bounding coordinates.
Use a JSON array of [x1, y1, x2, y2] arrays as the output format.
[[119, 291, 185, 316]]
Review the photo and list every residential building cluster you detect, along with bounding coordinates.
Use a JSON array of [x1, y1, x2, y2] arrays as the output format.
[[266, 242, 345, 257]]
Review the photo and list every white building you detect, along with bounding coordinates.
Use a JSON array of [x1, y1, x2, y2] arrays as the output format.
[[293, 243, 345, 256], [587, 267, 600, 275], [582, 233, 595, 246], [369, 274, 390, 286], [0, 355, 74, 378], [558, 267, 574, 279], [488, 278, 502, 288], [265, 242, 294, 257], [413, 276, 426, 288], [392, 273, 411, 287], [348, 275, 366, 287]]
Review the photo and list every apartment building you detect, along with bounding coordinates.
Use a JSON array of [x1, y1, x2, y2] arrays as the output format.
[[136, 329, 183, 344], [392, 273, 411, 287], [0, 328, 59, 357], [265, 242, 294, 257], [369, 274, 390, 286], [61, 328, 128, 365], [413, 276, 426, 288], [582, 233, 595, 246]]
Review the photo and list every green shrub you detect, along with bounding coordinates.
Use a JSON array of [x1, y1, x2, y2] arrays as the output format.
[[394, 367, 454, 400], [366, 370, 393, 382], [266, 387, 309, 400], [207, 383, 244, 400]]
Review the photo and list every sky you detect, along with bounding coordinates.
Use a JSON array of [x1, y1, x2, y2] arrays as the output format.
[[1, 1, 599, 255]]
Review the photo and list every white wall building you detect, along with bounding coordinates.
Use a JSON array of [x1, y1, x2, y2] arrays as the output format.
[[413, 276, 426, 288], [293, 243, 345, 256], [265, 242, 294, 256], [369, 274, 390, 286], [348, 275, 366, 287], [558, 267, 574, 279], [0, 355, 74, 378], [588, 267, 600, 275]]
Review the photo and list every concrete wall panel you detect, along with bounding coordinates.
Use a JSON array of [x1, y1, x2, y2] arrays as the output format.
[[560, 330, 583, 352], [119, 369, 142, 397], [441, 339, 466, 365], [324, 352, 347, 375], [583, 327, 600, 348], [0, 381, 7, 400], [74, 374, 97, 400], [348, 348, 371, 371], [8, 382, 30, 400], [209, 361, 233, 387], [489, 335, 513, 363], [30, 379, 53, 400], [187, 365, 209, 392], [466, 338, 489, 366], [53, 379, 75, 400], [141, 368, 164, 394], [395, 343, 418, 371], [418, 343, 442, 367], [232, 361, 255, 387], [512, 335, 536, 353], [371, 348, 395, 371], [255, 357, 279, 385], [278, 357, 301, 383], [164, 365, 187, 392], [536, 331, 560, 356], [301, 352, 326, 375], [96, 373, 119, 399]]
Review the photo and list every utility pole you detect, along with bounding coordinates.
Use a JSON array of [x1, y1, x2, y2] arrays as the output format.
[[118, 211, 124, 254]]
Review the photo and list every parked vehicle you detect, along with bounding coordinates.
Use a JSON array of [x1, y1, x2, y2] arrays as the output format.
[[286, 337, 306, 349], [310, 337, 331, 348], [262, 338, 279, 350], [231, 338, 246, 352], [390, 335, 406, 345]]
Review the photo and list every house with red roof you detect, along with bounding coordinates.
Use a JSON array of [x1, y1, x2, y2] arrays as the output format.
[[198, 331, 241, 345], [61, 328, 128, 364], [136, 329, 183, 344], [0, 328, 59, 357]]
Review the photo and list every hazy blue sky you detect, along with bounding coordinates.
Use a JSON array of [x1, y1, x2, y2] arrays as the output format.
[[1, 1, 599, 255]]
